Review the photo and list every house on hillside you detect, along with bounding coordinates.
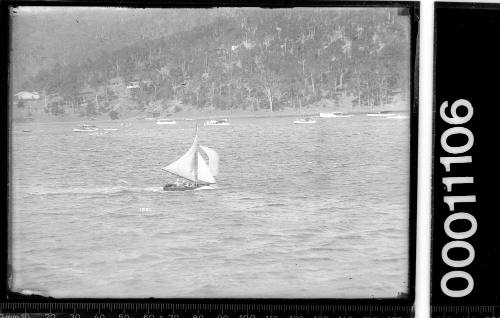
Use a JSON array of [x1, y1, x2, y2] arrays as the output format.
[[13, 91, 44, 119], [126, 81, 140, 89], [15, 91, 40, 100]]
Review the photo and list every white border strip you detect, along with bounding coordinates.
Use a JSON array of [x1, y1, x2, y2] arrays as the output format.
[[416, 0, 433, 317]]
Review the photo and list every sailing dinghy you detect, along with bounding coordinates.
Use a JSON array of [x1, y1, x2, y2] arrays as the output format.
[[162, 128, 219, 191]]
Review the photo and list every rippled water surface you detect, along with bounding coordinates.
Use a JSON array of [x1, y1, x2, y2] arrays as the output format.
[[11, 116, 410, 298]]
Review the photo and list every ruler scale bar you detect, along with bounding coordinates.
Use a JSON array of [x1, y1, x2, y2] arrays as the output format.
[[2, 303, 498, 318]]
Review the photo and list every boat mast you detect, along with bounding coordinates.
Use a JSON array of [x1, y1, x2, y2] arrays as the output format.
[[194, 124, 199, 185]]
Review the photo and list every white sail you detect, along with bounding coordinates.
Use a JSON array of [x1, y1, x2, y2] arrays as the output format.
[[200, 145, 219, 177], [197, 153, 216, 184], [162, 135, 199, 182]]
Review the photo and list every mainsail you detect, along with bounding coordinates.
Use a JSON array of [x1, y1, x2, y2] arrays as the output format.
[[162, 132, 218, 184], [162, 134, 199, 182], [199, 145, 219, 177]]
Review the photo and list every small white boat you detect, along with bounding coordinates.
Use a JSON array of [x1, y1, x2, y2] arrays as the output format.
[[157, 119, 177, 125], [205, 119, 230, 126], [185, 118, 195, 121], [294, 117, 317, 124], [73, 124, 99, 132], [145, 117, 156, 121], [319, 112, 352, 118], [103, 128, 120, 131], [367, 111, 396, 117]]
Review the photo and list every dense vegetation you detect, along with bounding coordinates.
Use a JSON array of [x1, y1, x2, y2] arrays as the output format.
[[17, 8, 411, 117]]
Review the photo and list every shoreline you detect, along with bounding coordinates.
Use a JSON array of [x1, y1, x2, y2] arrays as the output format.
[[12, 107, 410, 125]]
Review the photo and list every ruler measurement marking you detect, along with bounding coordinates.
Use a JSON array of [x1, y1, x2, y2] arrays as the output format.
[[9, 302, 498, 318]]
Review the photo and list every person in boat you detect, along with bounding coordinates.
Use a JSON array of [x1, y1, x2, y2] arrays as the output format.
[[163, 178, 183, 189]]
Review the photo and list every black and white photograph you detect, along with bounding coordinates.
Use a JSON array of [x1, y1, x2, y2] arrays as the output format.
[[8, 6, 414, 299]]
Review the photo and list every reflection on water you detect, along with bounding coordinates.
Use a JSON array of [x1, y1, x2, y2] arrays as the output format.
[[10, 116, 410, 298]]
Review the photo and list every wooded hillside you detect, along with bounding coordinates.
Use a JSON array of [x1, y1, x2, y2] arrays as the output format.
[[13, 8, 411, 118]]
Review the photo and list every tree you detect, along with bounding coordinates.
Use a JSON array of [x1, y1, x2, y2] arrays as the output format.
[[109, 110, 119, 120], [86, 101, 97, 116], [23, 8, 410, 115]]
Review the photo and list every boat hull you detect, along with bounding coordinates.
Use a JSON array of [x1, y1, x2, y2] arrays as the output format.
[[163, 183, 211, 191], [73, 128, 99, 132], [157, 121, 176, 125], [293, 120, 317, 124]]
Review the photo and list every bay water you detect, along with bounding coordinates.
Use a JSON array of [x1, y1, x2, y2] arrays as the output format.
[[10, 115, 410, 298]]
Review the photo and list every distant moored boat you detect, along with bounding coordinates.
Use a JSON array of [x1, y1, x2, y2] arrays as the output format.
[[205, 119, 229, 126], [73, 124, 99, 132], [157, 119, 177, 125]]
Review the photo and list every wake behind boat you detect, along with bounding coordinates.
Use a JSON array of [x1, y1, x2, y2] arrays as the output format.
[[162, 127, 219, 191]]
